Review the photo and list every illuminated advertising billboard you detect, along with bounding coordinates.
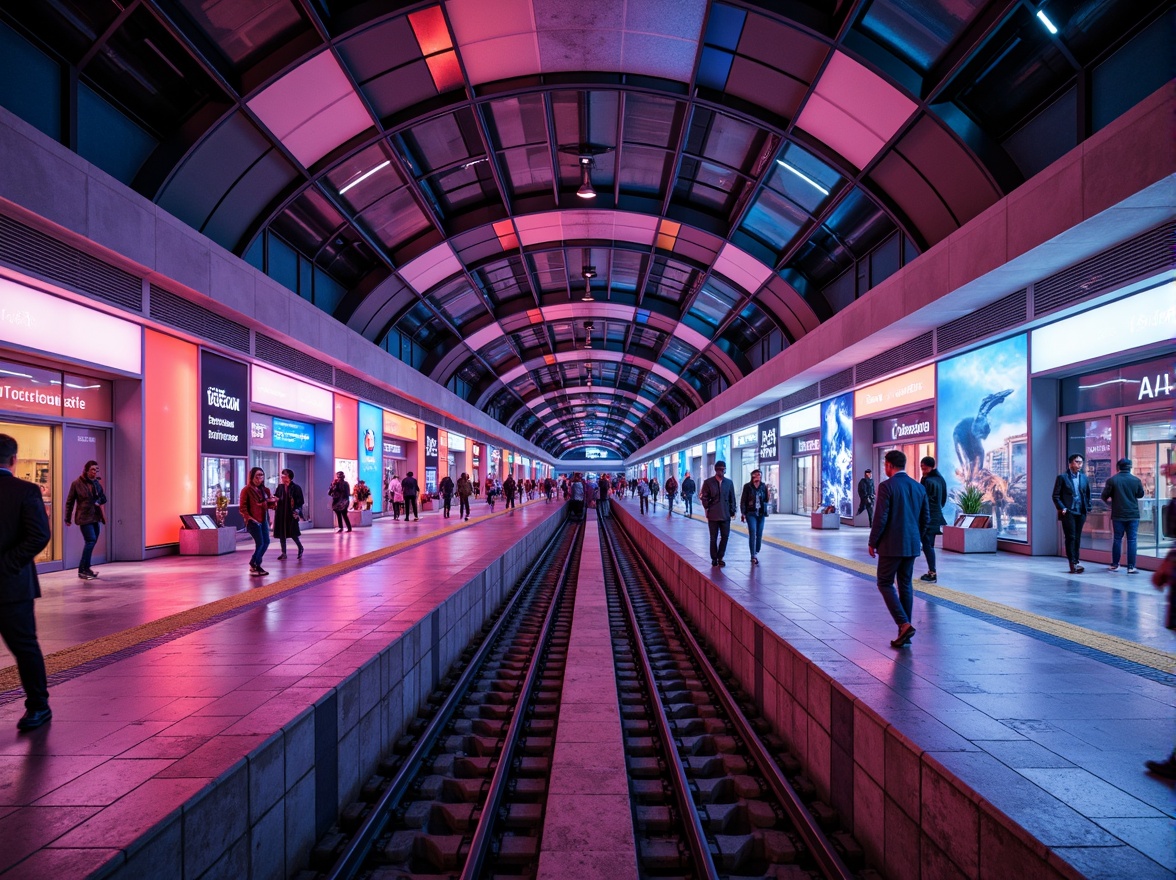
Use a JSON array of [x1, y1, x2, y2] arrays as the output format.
[[200, 351, 248, 457], [358, 402, 383, 512], [820, 393, 853, 516]]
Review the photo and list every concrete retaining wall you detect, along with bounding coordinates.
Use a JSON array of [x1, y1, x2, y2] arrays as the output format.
[[612, 505, 1081, 880], [100, 510, 564, 880]]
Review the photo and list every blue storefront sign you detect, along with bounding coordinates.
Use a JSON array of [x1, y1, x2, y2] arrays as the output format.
[[272, 417, 315, 452]]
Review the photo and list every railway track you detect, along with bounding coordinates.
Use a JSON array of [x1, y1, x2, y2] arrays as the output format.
[[297, 513, 877, 880]]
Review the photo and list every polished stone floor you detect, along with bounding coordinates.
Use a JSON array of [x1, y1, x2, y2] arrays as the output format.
[[616, 495, 1175, 880]]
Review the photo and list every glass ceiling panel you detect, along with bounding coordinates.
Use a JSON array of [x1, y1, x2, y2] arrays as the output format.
[[359, 188, 431, 250], [432, 278, 486, 327], [401, 109, 484, 174], [857, 0, 986, 73], [486, 93, 549, 149], [529, 251, 568, 293], [686, 108, 767, 174], [477, 258, 531, 306], [622, 93, 679, 148], [177, 0, 306, 68], [327, 143, 405, 213], [423, 163, 498, 214], [673, 158, 746, 215], [739, 189, 805, 253], [766, 143, 841, 213], [499, 145, 554, 198]]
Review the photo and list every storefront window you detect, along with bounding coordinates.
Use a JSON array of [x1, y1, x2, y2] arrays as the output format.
[[1128, 416, 1176, 560], [1, 420, 56, 563], [202, 455, 246, 528]]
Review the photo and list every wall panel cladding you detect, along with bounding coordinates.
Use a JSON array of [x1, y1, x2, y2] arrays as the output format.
[[150, 285, 251, 353], [0, 212, 142, 310], [611, 505, 1078, 880], [103, 510, 563, 880], [1033, 220, 1175, 317], [255, 331, 335, 384]]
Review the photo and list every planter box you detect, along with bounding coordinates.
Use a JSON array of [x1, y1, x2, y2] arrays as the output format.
[[942, 524, 997, 553], [810, 512, 841, 530], [347, 509, 373, 528], [179, 527, 237, 556]]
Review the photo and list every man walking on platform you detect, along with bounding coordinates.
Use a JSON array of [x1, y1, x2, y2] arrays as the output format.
[[868, 450, 929, 649], [857, 469, 875, 525], [1103, 458, 1145, 573], [681, 473, 696, 516], [1052, 454, 1092, 573], [919, 457, 947, 583], [0, 434, 53, 730], [699, 460, 737, 567]]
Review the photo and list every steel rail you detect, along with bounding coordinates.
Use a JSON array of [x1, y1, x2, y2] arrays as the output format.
[[323, 520, 578, 880], [600, 520, 720, 880], [608, 518, 857, 880], [460, 521, 582, 879]]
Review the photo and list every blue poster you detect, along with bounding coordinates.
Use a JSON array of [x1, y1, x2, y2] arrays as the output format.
[[937, 335, 1028, 538], [820, 393, 854, 516], [272, 418, 315, 452], [358, 402, 383, 512], [715, 436, 730, 471]]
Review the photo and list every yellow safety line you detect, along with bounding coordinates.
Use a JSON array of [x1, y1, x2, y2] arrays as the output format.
[[0, 502, 553, 693], [660, 509, 1176, 674]]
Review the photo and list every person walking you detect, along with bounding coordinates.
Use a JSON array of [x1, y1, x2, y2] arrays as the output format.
[[457, 473, 473, 521], [649, 477, 660, 508], [64, 459, 106, 580], [1052, 453, 1092, 573], [740, 469, 770, 565], [1145, 463, 1176, 779], [665, 474, 678, 512], [1102, 458, 1146, 573], [329, 471, 351, 532], [867, 450, 930, 648], [857, 469, 875, 526], [486, 475, 498, 511], [918, 457, 948, 582], [699, 461, 737, 567], [503, 474, 517, 509], [0, 433, 53, 730], [598, 474, 612, 518], [637, 477, 650, 514], [273, 468, 305, 560], [682, 473, 696, 516], [439, 474, 455, 518], [401, 471, 421, 521], [569, 473, 585, 520], [241, 466, 277, 576], [388, 473, 404, 520]]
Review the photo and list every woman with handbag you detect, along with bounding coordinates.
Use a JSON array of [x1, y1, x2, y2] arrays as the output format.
[[329, 472, 352, 532], [273, 468, 305, 560], [64, 460, 106, 580]]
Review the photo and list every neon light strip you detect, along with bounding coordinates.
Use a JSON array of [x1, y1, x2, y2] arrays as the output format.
[[777, 160, 829, 195], [339, 160, 391, 195]]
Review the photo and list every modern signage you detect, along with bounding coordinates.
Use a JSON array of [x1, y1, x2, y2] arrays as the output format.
[[1061, 353, 1176, 413], [794, 432, 821, 455], [779, 404, 820, 438], [273, 418, 314, 452], [757, 420, 779, 462], [0, 277, 141, 374], [251, 364, 332, 421], [358, 402, 382, 512], [854, 364, 935, 418], [874, 407, 936, 443], [732, 427, 759, 447], [1032, 281, 1176, 374], [383, 440, 404, 457], [200, 350, 248, 457], [250, 413, 272, 444], [448, 432, 466, 452], [0, 359, 113, 420], [424, 424, 439, 465], [383, 410, 420, 441]]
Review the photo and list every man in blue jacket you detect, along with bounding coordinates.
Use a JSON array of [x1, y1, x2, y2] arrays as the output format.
[[0, 434, 53, 729], [868, 449, 930, 648]]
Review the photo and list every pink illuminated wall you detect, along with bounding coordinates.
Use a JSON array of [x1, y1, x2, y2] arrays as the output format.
[[334, 394, 358, 461], [144, 330, 198, 546]]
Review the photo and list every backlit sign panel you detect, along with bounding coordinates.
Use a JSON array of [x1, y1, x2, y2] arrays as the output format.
[[779, 404, 820, 437], [358, 402, 383, 512], [251, 364, 332, 421], [273, 418, 314, 452], [383, 410, 420, 440], [757, 420, 779, 462], [200, 350, 248, 457], [854, 365, 935, 418]]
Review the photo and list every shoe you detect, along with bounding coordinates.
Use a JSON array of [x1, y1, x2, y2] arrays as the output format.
[[16, 708, 51, 731], [276, 553, 287, 560], [717, 559, 726, 567], [751, 556, 758, 565], [249, 561, 259, 571], [890, 623, 916, 648], [346, 527, 353, 532], [711, 559, 718, 567], [336, 528, 343, 533], [256, 567, 268, 576], [465, 516, 469, 521], [250, 567, 264, 576], [1144, 754, 1176, 779], [1108, 565, 1120, 572], [78, 570, 96, 580], [1127, 567, 1138, 574], [297, 548, 304, 559], [414, 517, 420, 521], [85, 568, 99, 578], [1074, 565, 1084, 573], [919, 572, 936, 582]]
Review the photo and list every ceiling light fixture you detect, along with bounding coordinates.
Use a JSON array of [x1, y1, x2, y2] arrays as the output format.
[[776, 159, 829, 195], [1035, 8, 1058, 34], [339, 160, 391, 195], [581, 266, 596, 302], [576, 156, 596, 199]]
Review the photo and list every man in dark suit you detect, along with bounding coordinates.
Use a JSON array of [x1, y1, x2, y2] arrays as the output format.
[[698, 460, 737, 567], [857, 469, 875, 525], [0, 434, 53, 730], [1052, 453, 1092, 573], [868, 450, 930, 648]]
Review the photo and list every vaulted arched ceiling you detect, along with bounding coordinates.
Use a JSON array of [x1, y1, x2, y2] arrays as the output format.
[[4, 0, 1160, 455]]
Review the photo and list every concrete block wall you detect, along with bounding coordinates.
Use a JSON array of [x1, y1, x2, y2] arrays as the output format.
[[612, 505, 1082, 880], [100, 510, 563, 880]]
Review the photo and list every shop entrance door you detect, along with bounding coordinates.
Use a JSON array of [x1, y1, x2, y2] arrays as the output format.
[[1128, 416, 1175, 561], [876, 441, 935, 482], [62, 425, 109, 570], [794, 454, 818, 515]]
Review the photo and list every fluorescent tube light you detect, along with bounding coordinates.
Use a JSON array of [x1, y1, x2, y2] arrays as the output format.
[[1036, 9, 1058, 34], [776, 160, 829, 195], [339, 160, 391, 195]]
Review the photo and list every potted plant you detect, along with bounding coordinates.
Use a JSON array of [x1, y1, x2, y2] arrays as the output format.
[[942, 484, 998, 553]]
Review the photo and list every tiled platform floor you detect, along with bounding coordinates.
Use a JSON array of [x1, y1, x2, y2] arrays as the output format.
[[614, 497, 1175, 880], [0, 499, 561, 879]]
